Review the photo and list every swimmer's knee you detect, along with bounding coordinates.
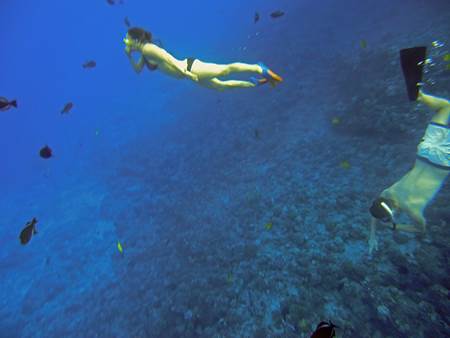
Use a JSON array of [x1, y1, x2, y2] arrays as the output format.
[[220, 65, 232, 77], [223, 63, 243, 76]]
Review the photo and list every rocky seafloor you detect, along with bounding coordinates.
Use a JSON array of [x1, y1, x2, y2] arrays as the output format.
[[1, 0, 449, 337]]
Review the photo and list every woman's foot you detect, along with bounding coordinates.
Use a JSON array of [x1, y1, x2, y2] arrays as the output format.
[[258, 62, 283, 86]]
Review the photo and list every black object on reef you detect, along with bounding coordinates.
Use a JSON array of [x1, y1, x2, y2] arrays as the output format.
[[400, 46, 427, 101], [310, 320, 337, 338], [370, 197, 394, 222]]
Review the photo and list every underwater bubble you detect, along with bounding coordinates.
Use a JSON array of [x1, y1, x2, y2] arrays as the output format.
[[431, 40, 444, 48]]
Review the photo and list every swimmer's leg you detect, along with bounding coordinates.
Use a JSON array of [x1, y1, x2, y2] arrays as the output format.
[[221, 63, 283, 84], [206, 78, 256, 91], [192, 60, 282, 86], [221, 63, 262, 76], [193, 61, 261, 79], [418, 91, 450, 125], [223, 62, 282, 86]]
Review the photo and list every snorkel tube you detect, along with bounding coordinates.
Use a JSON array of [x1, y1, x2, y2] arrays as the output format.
[[380, 201, 397, 230]]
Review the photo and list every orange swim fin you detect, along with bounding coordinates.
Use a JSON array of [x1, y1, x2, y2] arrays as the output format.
[[258, 62, 283, 85], [250, 77, 268, 86]]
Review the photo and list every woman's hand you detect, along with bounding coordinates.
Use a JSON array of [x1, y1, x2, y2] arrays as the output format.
[[124, 45, 131, 56], [368, 237, 378, 255], [186, 71, 199, 82]]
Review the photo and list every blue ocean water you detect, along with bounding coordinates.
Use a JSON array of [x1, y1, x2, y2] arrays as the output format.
[[1, 0, 449, 337]]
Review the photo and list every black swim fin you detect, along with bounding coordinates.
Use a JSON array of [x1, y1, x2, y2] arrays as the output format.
[[400, 47, 427, 101]]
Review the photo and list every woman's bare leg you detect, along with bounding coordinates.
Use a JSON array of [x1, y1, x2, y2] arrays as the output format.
[[221, 63, 262, 76], [418, 91, 450, 124], [204, 78, 255, 91], [191, 60, 261, 79], [222, 63, 282, 85], [192, 60, 281, 85]]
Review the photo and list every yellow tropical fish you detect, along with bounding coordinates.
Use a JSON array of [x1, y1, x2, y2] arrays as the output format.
[[117, 241, 123, 254], [447, 64, 450, 71], [298, 318, 309, 330], [340, 160, 351, 170], [443, 53, 450, 62], [265, 222, 273, 230], [226, 272, 233, 284], [360, 39, 367, 49], [331, 117, 341, 125]]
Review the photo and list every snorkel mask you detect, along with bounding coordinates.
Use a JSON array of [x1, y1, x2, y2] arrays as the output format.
[[123, 36, 131, 55], [370, 198, 397, 230]]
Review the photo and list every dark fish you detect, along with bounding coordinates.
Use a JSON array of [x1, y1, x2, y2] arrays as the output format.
[[0, 97, 18, 111], [39, 145, 53, 159], [270, 10, 285, 18], [254, 128, 260, 139], [254, 12, 260, 23], [124, 16, 130, 27], [19, 218, 38, 245], [310, 321, 338, 338], [82, 60, 96, 69], [61, 102, 73, 114], [106, 0, 114, 5]]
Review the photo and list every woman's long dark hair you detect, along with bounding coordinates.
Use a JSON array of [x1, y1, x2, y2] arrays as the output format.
[[127, 27, 152, 44]]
